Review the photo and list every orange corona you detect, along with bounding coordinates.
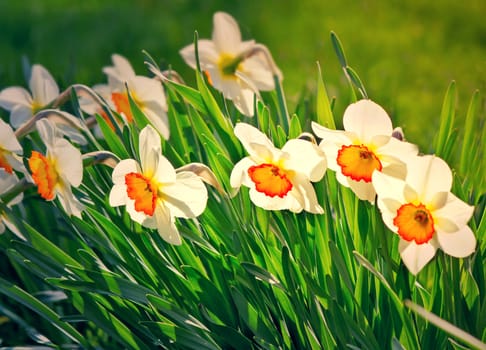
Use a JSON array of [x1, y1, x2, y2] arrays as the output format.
[[111, 92, 134, 122], [337, 144, 382, 182], [125, 172, 158, 216], [394, 203, 435, 244], [248, 163, 292, 198], [28, 151, 58, 200]]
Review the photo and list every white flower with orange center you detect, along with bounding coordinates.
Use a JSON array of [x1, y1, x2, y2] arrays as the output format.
[[0, 64, 59, 128], [79, 54, 170, 139], [27, 119, 84, 218], [312, 99, 418, 203], [0, 119, 25, 175], [109, 125, 208, 245], [180, 12, 281, 116], [372, 155, 476, 275], [230, 123, 326, 213]]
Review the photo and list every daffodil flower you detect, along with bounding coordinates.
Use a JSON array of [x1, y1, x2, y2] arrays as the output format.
[[180, 12, 281, 116], [0, 119, 25, 175], [109, 125, 208, 245], [0, 64, 59, 128], [372, 155, 476, 274], [79, 54, 170, 139], [27, 119, 84, 218], [0, 170, 25, 239], [230, 123, 326, 213], [312, 99, 418, 203]]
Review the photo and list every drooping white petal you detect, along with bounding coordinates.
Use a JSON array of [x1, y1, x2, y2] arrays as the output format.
[[230, 83, 256, 117], [125, 198, 149, 225], [212, 12, 242, 53], [376, 137, 418, 165], [311, 122, 354, 146], [292, 174, 324, 214], [111, 159, 140, 185], [56, 183, 84, 218], [0, 86, 32, 110], [434, 192, 475, 230], [282, 139, 326, 182], [35, 118, 57, 149], [53, 138, 83, 187], [405, 155, 452, 201], [399, 239, 438, 275], [29, 64, 59, 106], [154, 203, 181, 245], [436, 226, 476, 258], [342, 99, 393, 142], [347, 179, 376, 203], [162, 171, 208, 219], [0, 119, 22, 153], [230, 157, 256, 189]]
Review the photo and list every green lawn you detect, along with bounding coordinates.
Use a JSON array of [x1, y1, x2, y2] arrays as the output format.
[[0, 0, 485, 149]]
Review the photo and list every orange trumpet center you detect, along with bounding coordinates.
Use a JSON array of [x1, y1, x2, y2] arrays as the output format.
[[111, 92, 134, 123], [393, 203, 435, 244], [28, 151, 58, 200], [248, 163, 292, 198], [337, 144, 382, 182], [125, 172, 158, 216]]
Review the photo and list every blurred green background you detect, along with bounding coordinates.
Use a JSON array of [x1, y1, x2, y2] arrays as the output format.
[[0, 0, 484, 151]]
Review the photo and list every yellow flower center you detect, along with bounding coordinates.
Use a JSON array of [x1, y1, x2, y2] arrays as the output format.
[[125, 172, 158, 216], [218, 53, 243, 79], [0, 151, 13, 174], [248, 163, 292, 198], [28, 151, 58, 200], [393, 203, 435, 244], [111, 92, 142, 123], [337, 144, 382, 182]]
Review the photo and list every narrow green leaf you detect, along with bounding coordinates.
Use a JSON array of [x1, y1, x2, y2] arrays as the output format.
[[330, 31, 348, 68], [434, 81, 456, 157], [316, 61, 336, 129], [0, 277, 88, 346], [459, 90, 479, 175]]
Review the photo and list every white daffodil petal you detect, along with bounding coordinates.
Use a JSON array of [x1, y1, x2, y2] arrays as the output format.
[[125, 198, 148, 225], [139, 124, 162, 170], [212, 12, 242, 53], [0, 119, 22, 153], [53, 139, 83, 187], [343, 99, 393, 141], [249, 187, 301, 212], [143, 104, 170, 140], [406, 155, 452, 201], [240, 55, 275, 90], [153, 153, 176, 185], [36, 118, 57, 149], [311, 122, 353, 146], [56, 184, 84, 218], [372, 171, 406, 203], [230, 157, 256, 189], [154, 203, 181, 245], [399, 239, 437, 275], [10, 105, 34, 129], [428, 191, 449, 211], [433, 192, 475, 229], [377, 137, 418, 163], [293, 176, 324, 214], [282, 139, 326, 182], [162, 171, 208, 219], [112, 159, 139, 184], [109, 183, 128, 207], [347, 179, 376, 203], [30, 64, 59, 106], [437, 226, 476, 258], [234, 123, 275, 158], [0, 86, 32, 110]]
